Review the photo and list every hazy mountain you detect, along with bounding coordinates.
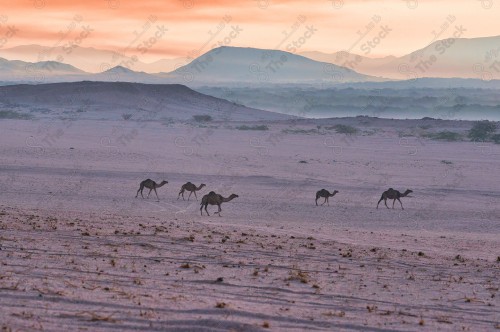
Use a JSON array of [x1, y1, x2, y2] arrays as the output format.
[[0, 44, 189, 74], [0, 81, 289, 121], [299, 50, 396, 73], [165, 46, 380, 85], [0, 57, 86, 82], [90, 66, 166, 83], [301, 36, 500, 80]]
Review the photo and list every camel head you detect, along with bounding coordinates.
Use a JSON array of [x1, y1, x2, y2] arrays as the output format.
[[228, 194, 239, 199], [403, 189, 413, 197], [160, 180, 168, 185], [332, 190, 339, 196], [199, 183, 207, 188]]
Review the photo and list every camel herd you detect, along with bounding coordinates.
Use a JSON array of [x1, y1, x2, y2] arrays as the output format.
[[136, 179, 413, 216]]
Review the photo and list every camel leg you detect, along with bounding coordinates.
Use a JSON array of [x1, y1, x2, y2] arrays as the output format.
[[392, 199, 396, 209], [205, 204, 210, 216], [315, 197, 319, 206], [321, 197, 326, 206], [194, 191, 198, 200], [397, 198, 404, 210], [147, 188, 153, 198], [376, 198, 383, 209], [188, 191, 192, 201], [327, 197, 330, 206], [177, 190, 182, 200], [137, 185, 145, 198], [384, 198, 389, 209], [200, 204, 204, 216], [154, 188, 160, 201], [214, 203, 222, 215]]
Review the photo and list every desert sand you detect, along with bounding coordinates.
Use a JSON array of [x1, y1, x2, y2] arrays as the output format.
[[0, 117, 499, 331]]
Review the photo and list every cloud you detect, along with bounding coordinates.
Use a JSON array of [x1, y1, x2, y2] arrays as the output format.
[[0, 0, 497, 61]]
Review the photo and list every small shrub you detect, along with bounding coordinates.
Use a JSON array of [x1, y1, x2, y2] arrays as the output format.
[[0, 110, 32, 120], [491, 134, 500, 144], [193, 114, 213, 122], [441, 160, 453, 165], [236, 125, 269, 131], [287, 269, 310, 284], [468, 120, 497, 142], [332, 124, 358, 135], [425, 131, 461, 141], [122, 113, 132, 120], [282, 128, 319, 135], [215, 302, 226, 308]]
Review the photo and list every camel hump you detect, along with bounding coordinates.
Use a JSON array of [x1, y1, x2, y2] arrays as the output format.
[[208, 191, 217, 195], [388, 187, 394, 191]]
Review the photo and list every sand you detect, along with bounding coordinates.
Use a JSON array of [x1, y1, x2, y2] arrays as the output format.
[[0, 118, 499, 331]]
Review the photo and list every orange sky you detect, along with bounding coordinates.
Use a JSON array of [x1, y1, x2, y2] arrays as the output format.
[[0, 0, 498, 62]]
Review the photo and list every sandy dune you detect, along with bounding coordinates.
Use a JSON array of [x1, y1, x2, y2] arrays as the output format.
[[0, 118, 499, 331]]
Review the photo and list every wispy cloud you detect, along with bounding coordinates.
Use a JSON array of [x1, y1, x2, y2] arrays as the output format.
[[0, 0, 498, 62]]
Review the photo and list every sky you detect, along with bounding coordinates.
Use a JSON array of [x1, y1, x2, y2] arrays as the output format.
[[0, 0, 499, 63]]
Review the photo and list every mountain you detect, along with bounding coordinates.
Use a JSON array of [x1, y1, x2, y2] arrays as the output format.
[[0, 57, 176, 84], [299, 51, 396, 77], [0, 57, 86, 82], [90, 66, 165, 83], [0, 81, 289, 121], [301, 36, 500, 80], [0, 44, 189, 74], [165, 46, 380, 85]]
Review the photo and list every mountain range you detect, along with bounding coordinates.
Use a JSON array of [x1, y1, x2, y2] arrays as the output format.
[[300, 35, 500, 80], [0, 46, 379, 85], [1, 36, 500, 85]]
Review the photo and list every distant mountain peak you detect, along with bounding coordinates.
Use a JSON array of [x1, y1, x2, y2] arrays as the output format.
[[102, 65, 139, 74]]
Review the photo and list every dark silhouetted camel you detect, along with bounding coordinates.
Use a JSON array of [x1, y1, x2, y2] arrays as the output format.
[[178, 182, 206, 201], [376, 188, 413, 210], [135, 179, 168, 201], [200, 191, 239, 216], [315, 189, 339, 206]]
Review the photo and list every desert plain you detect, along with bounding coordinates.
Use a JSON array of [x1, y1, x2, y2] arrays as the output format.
[[0, 112, 499, 331]]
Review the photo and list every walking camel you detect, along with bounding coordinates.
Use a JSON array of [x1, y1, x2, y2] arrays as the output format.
[[376, 188, 413, 210], [200, 191, 239, 216], [178, 182, 206, 201], [135, 179, 168, 201], [315, 189, 339, 206]]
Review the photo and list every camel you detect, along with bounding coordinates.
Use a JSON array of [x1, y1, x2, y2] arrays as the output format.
[[315, 189, 339, 206], [376, 188, 413, 210], [135, 179, 168, 201], [200, 191, 239, 216], [178, 182, 206, 201]]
